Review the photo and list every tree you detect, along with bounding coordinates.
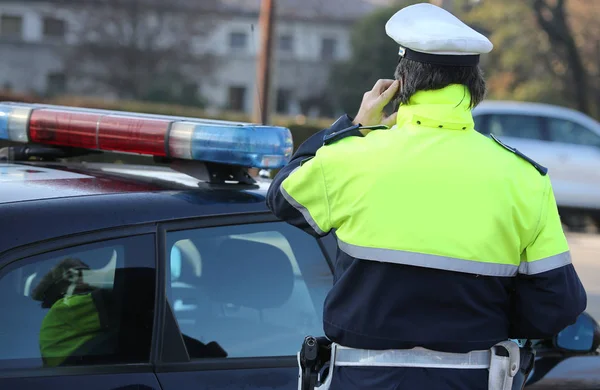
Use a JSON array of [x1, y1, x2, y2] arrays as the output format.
[[60, 0, 218, 104], [328, 0, 504, 116], [529, 0, 590, 115], [561, 0, 600, 118], [463, 0, 564, 104], [464, 0, 599, 119], [335, 0, 599, 120]]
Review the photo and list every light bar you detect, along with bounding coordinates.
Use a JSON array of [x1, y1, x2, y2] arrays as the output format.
[[0, 102, 293, 169]]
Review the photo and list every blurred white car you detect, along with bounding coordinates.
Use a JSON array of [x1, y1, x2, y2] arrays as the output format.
[[472, 101, 600, 229]]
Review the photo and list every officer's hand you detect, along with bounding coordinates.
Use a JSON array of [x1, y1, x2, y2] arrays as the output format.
[[353, 79, 399, 133]]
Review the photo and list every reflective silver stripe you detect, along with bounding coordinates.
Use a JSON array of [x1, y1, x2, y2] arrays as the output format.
[[518, 251, 571, 275], [280, 183, 326, 236], [338, 240, 518, 277], [333, 344, 491, 369]]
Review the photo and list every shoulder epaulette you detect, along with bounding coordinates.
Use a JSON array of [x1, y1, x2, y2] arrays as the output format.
[[323, 124, 388, 146], [300, 156, 313, 166], [490, 134, 548, 176], [360, 125, 389, 131]]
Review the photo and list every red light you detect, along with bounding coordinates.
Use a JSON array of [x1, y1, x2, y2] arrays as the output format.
[[29, 109, 171, 156], [30, 110, 100, 149], [98, 115, 170, 156]]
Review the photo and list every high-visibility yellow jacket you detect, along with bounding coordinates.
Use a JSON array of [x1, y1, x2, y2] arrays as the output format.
[[39, 293, 103, 367], [267, 84, 587, 353]]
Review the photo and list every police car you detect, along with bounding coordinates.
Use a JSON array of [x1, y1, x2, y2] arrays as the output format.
[[0, 102, 598, 389]]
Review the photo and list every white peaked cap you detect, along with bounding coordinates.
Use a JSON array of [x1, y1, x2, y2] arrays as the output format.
[[385, 3, 493, 66]]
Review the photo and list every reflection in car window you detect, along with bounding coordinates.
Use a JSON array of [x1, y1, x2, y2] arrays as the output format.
[[166, 222, 333, 358], [0, 235, 155, 370], [547, 118, 600, 147], [488, 114, 543, 140]]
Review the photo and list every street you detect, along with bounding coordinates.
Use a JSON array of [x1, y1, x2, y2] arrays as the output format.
[[568, 232, 600, 320]]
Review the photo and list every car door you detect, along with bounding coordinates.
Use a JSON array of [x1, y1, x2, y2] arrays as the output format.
[[543, 117, 600, 209], [525, 312, 600, 389], [0, 227, 162, 390], [154, 213, 334, 390]]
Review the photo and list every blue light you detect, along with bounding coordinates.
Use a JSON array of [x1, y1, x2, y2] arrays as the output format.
[[189, 124, 293, 169], [0, 105, 12, 140]]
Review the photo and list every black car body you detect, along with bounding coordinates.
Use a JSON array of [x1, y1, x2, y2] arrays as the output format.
[[0, 160, 598, 390], [0, 102, 599, 389]]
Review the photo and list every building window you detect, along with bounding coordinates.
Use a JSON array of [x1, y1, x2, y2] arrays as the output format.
[[228, 86, 247, 111], [43, 17, 66, 39], [321, 37, 337, 60], [0, 15, 23, 38], [278, 34, 294, 53], [229, 32, 247, 51], [46, 72, 67, 96], [276, 88, 292, 114]]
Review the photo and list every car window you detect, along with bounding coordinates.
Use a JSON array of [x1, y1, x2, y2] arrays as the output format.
[[546, 118, 600, 147], [0, 234, 155, 371], [166, 222, 333, 359], [473, 114, 488, 134], [488, 114, 544, 140]]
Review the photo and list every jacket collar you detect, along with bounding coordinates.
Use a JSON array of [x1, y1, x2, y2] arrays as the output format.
[[395, 84, 475, 131]]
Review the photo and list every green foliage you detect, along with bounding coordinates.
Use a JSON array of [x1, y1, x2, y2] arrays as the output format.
[[463, 1, 565, 106], [330, 2, 420, 116], [333, 0, 599, 120], [140, 72, 207, 108], [465, 0, 598, 119]]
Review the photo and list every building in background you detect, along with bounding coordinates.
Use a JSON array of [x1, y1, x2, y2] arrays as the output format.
[[0, 0, 383, 118]]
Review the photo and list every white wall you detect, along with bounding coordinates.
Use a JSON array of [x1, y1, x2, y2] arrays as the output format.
[[0, 1, 356, 115], [201, 16, 352, 114]]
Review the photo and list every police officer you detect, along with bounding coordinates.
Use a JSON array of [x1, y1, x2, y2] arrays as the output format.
[[32, 258, 117, 367], [266, 3, 587, 390]]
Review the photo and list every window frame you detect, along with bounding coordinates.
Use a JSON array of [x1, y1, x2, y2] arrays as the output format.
[[0, 223, 158, 379], [320, 37, 337, 61], [227, 85, 247, 111], [278, 34, 294, 53], [0, 14, 23, 39], [228, 31, 248, 51], [155, 211, 335, 373], [275, 88, 292, 114], [42, 16, 66, 39]]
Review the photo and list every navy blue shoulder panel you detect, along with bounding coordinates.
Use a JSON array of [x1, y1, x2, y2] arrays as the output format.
[[323, 124, 363, 145], [490, 134, 548, 176], [322, 123, 389, 146]]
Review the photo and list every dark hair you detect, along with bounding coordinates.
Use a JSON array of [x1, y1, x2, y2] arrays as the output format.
[[393, 58, 486, 109], [31, 257, 93, 308]]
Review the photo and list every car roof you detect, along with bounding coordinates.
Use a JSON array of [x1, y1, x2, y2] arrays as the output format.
[[473, 100, 600, 129], [0, 161, 272, 255]]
